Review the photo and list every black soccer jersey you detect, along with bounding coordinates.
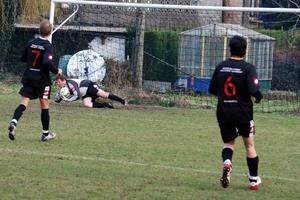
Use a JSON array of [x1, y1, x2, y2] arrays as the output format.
[[209, 58, 263, 124], [21, 37, 58, 87]]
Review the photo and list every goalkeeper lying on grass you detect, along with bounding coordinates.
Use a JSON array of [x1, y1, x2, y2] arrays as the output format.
[[54, 74, 127, 109]]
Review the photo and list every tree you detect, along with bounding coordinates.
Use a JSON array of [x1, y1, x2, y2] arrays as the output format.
[[0, 0, 20, 72], [261, 0, 300, 29]]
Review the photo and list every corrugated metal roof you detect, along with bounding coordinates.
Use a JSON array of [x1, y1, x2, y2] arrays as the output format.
[[179, 23, 275, 40]]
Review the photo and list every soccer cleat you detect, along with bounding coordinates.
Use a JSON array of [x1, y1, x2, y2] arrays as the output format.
[[123, 100, 128, 106], [107, 102, 114, 109], [220, 160, 232, 188], [8, 123, 16, 140], [41, 131, 57, 141], [248, 174, 261, 190]]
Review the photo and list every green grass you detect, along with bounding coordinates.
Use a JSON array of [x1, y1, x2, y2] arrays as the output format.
[[0, 83, 300, 200]]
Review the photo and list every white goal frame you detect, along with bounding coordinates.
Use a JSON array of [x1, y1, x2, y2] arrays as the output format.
[[50, 0, 300, 39]]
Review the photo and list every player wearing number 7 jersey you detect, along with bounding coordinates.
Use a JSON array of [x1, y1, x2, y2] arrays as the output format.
[[8, 20, 63, 141], [209, 35, 263, 190]]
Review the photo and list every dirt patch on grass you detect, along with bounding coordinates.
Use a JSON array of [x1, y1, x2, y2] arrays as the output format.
[[0, 87, 13, 93]]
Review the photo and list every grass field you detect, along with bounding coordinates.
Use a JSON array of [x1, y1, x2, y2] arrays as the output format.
[[0, 84, 300, 200]]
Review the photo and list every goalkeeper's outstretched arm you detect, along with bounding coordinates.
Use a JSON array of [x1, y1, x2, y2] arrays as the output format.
[[61, 95, 78, 102]]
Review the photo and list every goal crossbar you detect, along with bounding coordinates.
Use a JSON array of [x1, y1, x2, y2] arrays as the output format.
[[50, 0, 300, 38], [50, 0, 300, 41], [52, 0, 300, 13]]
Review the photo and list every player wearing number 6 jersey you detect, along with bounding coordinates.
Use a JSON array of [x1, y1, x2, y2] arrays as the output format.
[[8, 20, 63, 141], [209, 35, 263, 190]]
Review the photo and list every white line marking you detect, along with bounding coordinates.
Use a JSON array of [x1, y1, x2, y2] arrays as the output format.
[[1, 148, 299, 182]]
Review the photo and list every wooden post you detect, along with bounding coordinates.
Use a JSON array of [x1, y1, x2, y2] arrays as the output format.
[[132, 0, 146, 89]]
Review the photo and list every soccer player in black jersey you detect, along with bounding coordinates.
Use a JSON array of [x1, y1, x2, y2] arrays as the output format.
[[8, 20, 63, 141], [54, 74, 127, 108], [209, 35, 263, 190]]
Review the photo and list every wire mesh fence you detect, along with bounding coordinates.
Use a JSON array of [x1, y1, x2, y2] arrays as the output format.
[[3, 0, 300, 114]]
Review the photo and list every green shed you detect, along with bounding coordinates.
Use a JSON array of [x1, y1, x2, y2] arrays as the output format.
[[178, 23, 276, 91]]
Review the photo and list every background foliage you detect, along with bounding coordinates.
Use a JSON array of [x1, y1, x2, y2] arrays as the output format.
[[0, 0, 20, 72], [261, 0, 300, 30]]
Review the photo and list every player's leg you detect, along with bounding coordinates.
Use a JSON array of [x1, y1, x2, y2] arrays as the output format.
[[96, 88, 127, 105], [242, 136, 261, 190], [220, 141, 234, 188], [39, 86, 56, 141], [88, 83, 126, 106], [242, 136, 257, 158], [82, 97, 93, 107], [11, 96, 30, 125], [8, 85, 32, 140], [240, 120, 261, 190], [83, 96, 114, 108], [219, 122, 237, 188]]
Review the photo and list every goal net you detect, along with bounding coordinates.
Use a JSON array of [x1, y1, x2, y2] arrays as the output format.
[[50, 0, 300, 114]]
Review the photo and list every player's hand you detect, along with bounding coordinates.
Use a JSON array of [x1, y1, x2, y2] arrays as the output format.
[[57, 68, 63, 75], [62, 96, 70, 102], [254, 99, 261, 104], [54, 93, 62, 103]]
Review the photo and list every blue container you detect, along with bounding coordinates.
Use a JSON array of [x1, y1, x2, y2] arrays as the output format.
[[178, 76, 211, 93], [58, 55, 72, 76]]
